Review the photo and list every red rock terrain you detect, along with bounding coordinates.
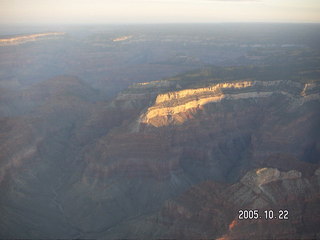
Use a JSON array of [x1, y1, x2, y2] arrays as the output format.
[[0, 65, 319, 239], [149, 168, 320, 239], [75, 69, 320, 238]]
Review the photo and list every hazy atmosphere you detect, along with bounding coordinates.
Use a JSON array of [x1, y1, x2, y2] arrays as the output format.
[[1, 0, 320, 239], [1, 0, 320, 25]]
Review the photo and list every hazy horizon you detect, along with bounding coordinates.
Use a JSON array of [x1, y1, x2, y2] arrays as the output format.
[[1, 0, 319, 26]]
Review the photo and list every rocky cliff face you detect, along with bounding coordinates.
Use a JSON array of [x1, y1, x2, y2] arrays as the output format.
[[0, 32, 65, 46], [144, 167, 320, 240], [0, 65, 319, 239], [140, 80, 320, 127], [73, 66, 319, 238]]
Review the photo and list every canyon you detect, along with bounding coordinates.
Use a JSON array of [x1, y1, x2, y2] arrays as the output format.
[[0, 65, 319, 239], [79, 68, 320, 238], [0, 24, 320, 239]]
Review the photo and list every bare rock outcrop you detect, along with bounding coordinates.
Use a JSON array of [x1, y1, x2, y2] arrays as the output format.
[[140, 80, 320, 127], [0, 32, 65, 46], [241, 168, 302, 193]]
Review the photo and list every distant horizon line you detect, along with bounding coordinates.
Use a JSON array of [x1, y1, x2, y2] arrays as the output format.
[[1, 21, 320, 27]]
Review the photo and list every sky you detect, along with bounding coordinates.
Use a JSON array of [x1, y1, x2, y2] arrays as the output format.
[[1, 0, 320, 25]]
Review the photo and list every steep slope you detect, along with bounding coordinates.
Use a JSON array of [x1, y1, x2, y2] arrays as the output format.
[[0, 76, 108, 238], [138, 168, 320, 239], [75, 66, 320, 238], [140, 80, 319, 127], [0, 65, 319, 239]]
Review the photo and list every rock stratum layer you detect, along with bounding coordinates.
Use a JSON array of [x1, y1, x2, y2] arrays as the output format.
[[0, 32, 65, 46], [140, 80, 320, 127], [0, 64, 320, 239]]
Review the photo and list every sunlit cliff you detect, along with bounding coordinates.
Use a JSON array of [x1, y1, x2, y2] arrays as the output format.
[[112, 35, 132, 42], [0, 32, 65, 46], [139, 80, 320, 127]]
